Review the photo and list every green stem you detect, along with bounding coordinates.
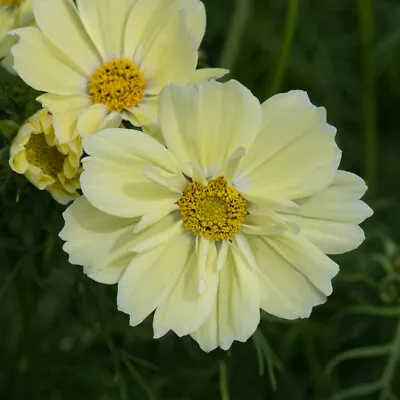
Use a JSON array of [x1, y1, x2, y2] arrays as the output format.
[[269, 0, 300, 96], [219, 0, 252, 72], [219, 361, 230, 400], [357, 0, 378, 199], [379, 317, 400, 400]]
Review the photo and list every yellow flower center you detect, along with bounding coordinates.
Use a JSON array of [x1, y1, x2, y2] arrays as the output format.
[[3, 0, 22, 6], [88, 58, 146, 112], [25, 133, 66, 178], [178, 176, 247, 241]]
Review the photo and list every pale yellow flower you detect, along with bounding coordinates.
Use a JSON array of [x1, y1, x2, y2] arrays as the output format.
[[10, 0, 227, 143], [59, 81, 372, 351], [9, 108, 82, 204], [0, 0, 33, 73]]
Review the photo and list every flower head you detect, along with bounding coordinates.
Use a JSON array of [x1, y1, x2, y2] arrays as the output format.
[[0, 0, 33, 73], [9, 108, 82, 204], [10, 0, 227, 143], [60, 81, 373, 351]]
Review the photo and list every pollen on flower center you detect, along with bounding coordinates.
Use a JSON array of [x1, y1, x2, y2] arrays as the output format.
[[3, 0, 22, 6], [178, 176, 247, 241], [88, 59, 146, 112], [25, 133, 65, 178]]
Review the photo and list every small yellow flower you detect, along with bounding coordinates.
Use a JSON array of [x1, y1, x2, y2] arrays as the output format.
[[60, 81, 373, 352], [0, 0, 33, 73], [11, 0, 228, 143], [9, 108, 82, 204]]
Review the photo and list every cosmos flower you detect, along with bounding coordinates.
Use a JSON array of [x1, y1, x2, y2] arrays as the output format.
[[10, 0, 227, 143], [0, 0, 33, 73], [9, 108, 82, 204], [59, 81, 373, 351]]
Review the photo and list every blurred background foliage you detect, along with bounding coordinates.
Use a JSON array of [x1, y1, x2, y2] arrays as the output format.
[[1, 0, 400, 399]]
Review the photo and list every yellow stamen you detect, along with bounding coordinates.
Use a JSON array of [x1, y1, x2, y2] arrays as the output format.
[[3, 0, 23, 6], [178, 176, 247, 241], [25, 133, 65, 178], [88, 59, 146, 112]]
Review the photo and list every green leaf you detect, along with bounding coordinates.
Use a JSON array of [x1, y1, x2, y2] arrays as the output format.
[[0, 119, 19, 141]]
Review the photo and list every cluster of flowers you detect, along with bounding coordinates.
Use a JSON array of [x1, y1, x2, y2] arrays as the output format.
[[2, 0, 373, 352]]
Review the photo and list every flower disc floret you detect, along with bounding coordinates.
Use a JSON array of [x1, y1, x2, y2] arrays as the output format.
[[178, 176, 247, 241], [25, 133, 66, 178], [89, 59, 146, 112], [3, 0, 23, 6]]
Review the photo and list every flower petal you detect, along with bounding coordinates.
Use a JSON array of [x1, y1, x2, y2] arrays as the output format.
[[265, 234, 339, 296], [38, 93, 91, 143], [153, 238, 218, 338], [139, 9, 198, 93], [59, 196, 138, 284], [117, 228, 194, 327], [191, 244, 260, 351], [236, 91, 341, 200], [291, 171, 373, 254], [124, 0, 201, 63], [125, 95, 158, 129], [129, 216, 183, 253], [76, 0, 137, 61], [185, 0, 206, 46], [33, 0, 102, 74], [248, 235, 326, 319], [77, 103, 110, 136], [81, 128, 184, 218], [11, 27, 87, 95], [159, 80, 262, 176], [187, 68, 229, 84]]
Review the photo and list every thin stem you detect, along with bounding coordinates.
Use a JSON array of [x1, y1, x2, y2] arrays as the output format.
[[268, 0, 300, 96], [219, 361, 230, 400], [379, 317, 400, 400], [357, 0, 378, 199], [219, 0, 252, 72]]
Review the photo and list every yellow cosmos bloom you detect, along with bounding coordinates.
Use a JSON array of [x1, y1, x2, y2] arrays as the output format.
[[9, 108, 82, 204], [0, 0, 33, 73], [10, 0, 228, 143], [59, 81, 373, 351]]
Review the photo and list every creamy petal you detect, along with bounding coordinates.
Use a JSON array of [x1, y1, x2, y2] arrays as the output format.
[[159, 80, 262, 176], [129, 216, 183, 253], [185, 0, 206, 47], [265, 234, 339, 296], [153, 238, 218, 338], [124, 0, 201, 62], [249, 235, 326, 319], [60, 196, 137, 284], [187, 68, 229, 84], [287, 171, 373, 254], [77, 103, 110, 136], [11, 27, 87, 95], [117, 229, 194, 327], [191, 244, 260, 351], [236, 91, 341, 200], [125, 95, 158, 128], [139, 10, 198, 93], [81, 129, 183, 218], [33, 0, 101, 74], [76, 0, 137, 61], [134, 204, 179, 233], [38, 93, 91, 143]]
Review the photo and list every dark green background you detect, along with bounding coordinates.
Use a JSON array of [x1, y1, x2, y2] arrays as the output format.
[[1, 0, 400, 399]]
